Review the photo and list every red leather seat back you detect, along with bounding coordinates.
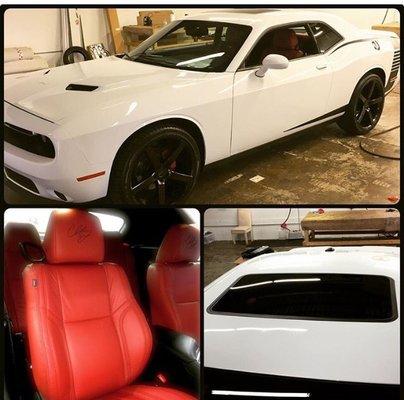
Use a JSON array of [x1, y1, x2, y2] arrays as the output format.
[[4, 223, 41, 333], [23, 210, 153, 400], [104, 233, 140, 300], [264, 28, 305, 60], [147, 224, 200, 342]]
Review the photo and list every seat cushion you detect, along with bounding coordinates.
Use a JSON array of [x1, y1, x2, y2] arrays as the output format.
[[104, 233, 139, 300], [148, 224, 200, 341], [148, 262, 200, 341], [24, 262, 153, 400], [97, 385, 196, 400]]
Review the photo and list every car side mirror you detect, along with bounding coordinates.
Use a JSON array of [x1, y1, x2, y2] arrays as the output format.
[[255, 54, 289, 78]]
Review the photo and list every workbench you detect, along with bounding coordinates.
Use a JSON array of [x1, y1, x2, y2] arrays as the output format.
[[301, 210, 400, 247], [372, 23, 400, 37]]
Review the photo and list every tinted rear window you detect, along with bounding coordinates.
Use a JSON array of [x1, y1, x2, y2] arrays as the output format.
[[210, 274, 396, 322], [309, 23, 343, 52]]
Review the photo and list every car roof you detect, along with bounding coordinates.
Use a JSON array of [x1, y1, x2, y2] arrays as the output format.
[[182, 9, 356, 35], [220, 246, 400, 281], [205, 246, 399, 295]]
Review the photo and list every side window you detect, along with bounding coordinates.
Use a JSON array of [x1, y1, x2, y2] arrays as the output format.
[[244, 24, 319, 68], [309, 23, 343, 53], [210, 273, 396, 322]]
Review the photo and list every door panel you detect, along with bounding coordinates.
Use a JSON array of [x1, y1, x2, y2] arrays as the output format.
[[231, 55, 333, 155]]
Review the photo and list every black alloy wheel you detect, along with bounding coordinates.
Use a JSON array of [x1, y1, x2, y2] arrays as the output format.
[[354, 78, 385, 130], [338, 74, 385, 135], [109, 125, 201, 205]]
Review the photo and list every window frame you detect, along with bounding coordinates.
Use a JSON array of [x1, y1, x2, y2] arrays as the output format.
[[238, 20, 344, 72], [308, 21, 344, 54], [207, 273, 398, 323], [133, 19, 253, 73]]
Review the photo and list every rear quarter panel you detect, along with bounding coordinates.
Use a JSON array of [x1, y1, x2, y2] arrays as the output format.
[[325, 37, 395, 111]]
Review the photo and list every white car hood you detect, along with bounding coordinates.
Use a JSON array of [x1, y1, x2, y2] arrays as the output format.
[[4, 56, 201, 123]]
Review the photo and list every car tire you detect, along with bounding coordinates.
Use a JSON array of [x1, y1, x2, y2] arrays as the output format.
[[109, 124, 202, 205], [338, 73, 385, 135], [63, 46, 91, 65]]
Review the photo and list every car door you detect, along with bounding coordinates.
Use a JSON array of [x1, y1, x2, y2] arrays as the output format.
[[231, 24, 333, 156]]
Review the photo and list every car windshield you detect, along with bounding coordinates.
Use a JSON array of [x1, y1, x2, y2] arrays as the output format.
[[129, 20, 252, 72]]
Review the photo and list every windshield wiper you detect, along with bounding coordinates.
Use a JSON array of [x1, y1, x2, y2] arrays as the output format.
[[135, 53, 175, 67]]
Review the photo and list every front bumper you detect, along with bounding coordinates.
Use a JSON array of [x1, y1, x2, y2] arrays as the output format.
[[4, 142, 110, 202], [4, 103, 111, 203]]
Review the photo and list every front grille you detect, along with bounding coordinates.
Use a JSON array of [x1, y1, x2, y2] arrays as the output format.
[[4, 123, 55, 158], [5, 167, 39, 194]]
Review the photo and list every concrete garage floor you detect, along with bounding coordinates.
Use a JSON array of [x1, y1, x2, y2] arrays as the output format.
[[4, 90, 400, 205], [190, 89, 400, 205], [204, 239, 303, 286]]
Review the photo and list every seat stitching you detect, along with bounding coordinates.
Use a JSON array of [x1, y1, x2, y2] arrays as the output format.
[[55, 267, 77, 400], [161, 265, 182, 330], [103, 264, 129, 384], [115, 265, 147, 379]]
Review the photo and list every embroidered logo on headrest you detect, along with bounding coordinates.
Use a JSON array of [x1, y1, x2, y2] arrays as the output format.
[[185, 233, 197, 249], [67, 224, 91, 243]]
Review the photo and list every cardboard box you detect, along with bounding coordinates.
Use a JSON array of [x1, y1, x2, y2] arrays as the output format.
[[137, 10, 173, 27]]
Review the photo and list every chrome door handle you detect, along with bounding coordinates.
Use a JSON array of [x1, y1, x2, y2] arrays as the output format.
[[316, 64, 328, 70]]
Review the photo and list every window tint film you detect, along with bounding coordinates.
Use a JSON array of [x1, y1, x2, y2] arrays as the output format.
[[309, 23, 343, 52], [211, 274, 395, 321], [245, 24, 318, 67], [132, 20, 252, 72]]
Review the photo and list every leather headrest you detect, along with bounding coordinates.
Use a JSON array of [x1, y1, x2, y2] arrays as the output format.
[[4, 222, 41, 252], [273, 29, 299, 50], [156, 224, 200, 264], [43, 209, 104, 264]]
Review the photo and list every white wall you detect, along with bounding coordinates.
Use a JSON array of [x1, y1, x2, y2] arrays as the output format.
[[309, 8, 399, 29], [4, 7, 400, 67], [204, 208, 377, 241], [4, 8, 63, 66], [4, 8, 112, 67]]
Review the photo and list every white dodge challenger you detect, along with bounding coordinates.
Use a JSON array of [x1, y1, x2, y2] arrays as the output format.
[[204, 246, 400, 399], [4, 10, 400, 204]]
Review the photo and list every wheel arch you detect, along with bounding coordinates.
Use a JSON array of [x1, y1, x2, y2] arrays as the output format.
[[346, 66, 387, 105], [362, 66, 387, 87], [114, 116, 206, 167]]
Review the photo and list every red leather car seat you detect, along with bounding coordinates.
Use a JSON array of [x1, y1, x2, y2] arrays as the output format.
[[104, 232, 139, 300], [147, 224, 200, 342], [4, 223, 41, 334], [23, 210, 195, 400], [263, 28, 305, 61]]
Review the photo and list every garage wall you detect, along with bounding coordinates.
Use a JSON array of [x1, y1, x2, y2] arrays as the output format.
[[204, 208, 377, 241], [4, 8, 399, 68], [303, 8, 399, 29], [4, 8, 63, 66]]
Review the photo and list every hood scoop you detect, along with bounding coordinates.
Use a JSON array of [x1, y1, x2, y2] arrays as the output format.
[[66, 83, 98, 92]]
